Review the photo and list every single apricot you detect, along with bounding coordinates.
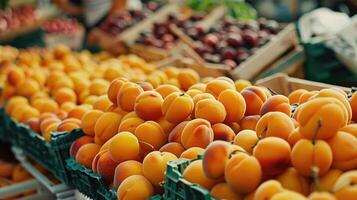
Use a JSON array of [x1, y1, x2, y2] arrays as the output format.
[[276, 167, 310, 196], [233, 130, 259, 154], [109, 132, 140, 163], [96, 151, 119, 185], [180, 147, 205, 160], [253, 137, 291, 177], [162, 92, 194, 123], [113, 160, 143, 188], [298, 91, 318, 104], [186, 88, 203, 98], [291, 139, 333, 176], [89, 79, 110, 96], [7, 67, 25, 86], [16, 79, 40, 98], [256, 111, 295, 140], [288, 128, 303, 147], [192, 93, 215, 106], [195, 99, 226, 124], [54, 88, 77, 105], [117, 175, 154, 200], [332, 170, 357, 200], [254, 180, 284, 200], [159, 142, 185, 158], [260, 95, 291, 116], [81, 110, 103, 136], [107, 77, 128, 104], [168, 121, 189, 143], [94, 112, 122, 144], [181, 118, 214, 149], [218, 89, 246, 123], [117, 82, 144, 112], [118, 117, 144, 133], [177, 68, 200, 91], [155, 84, 181, 99], [5, 96, 28, 114], [135, 121, 167, 150], [93, 95, 112, 111], [239, 115, 260, 131], [70, 136, 94, 157], [142, 151, 177, 186], [183, 160, 218, 190], [212, 123, 236, 142], [241, 86, 268, 116], [211, 183, 243, 200], [134, 91, 163, 120], [75, 143, 101, 169], [206, 79, 235, 98]]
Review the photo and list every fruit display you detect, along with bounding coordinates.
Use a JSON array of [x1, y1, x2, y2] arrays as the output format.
[[188, 18, 281, 68], [135, 12, 205, 50], [0, 5, 35, 34], [99, 1, 162, 37]]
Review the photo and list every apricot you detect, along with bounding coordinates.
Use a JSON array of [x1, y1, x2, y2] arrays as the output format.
[[211, 183, 242, 200], [206, 79, 235, 98], [107, 77, 128, 104], [30, 91, 49, 103], [156, 117, 176, 136], [118, 117, 144, 133], [31, 99, 58, 113], [212, 123, 235, 142], [51, 76, 75, 92], [350, 92, 357, 122], [66, 105, 90, 120], [109, 132, 140, 163], [188, 83, 206, 92], [25, 118, 40, 133], [135, 121, 166, 150], [57, 120, 81, 132], [96, 151, 119, 185], [203, 141, 234, 179], [60, 102, 76, 112], [327, 131, 357, 171], [225, 152, 262, 194], [94, 112, 122, 144], [253, 137, 291, 177], [121, 112, 138, 122], [256, 111, 295, 140], [117, 175, 154, 200], [114, 160, 143, 188], [181, 119, 214, 149], [16, 79, 40, 98], [277, 167, 310, 195], [308, 192, 336, 200], [195, 99, 226, 124], [180, 147, 205, 160], [298, 91, 318, 104], [186, 89, 203, 98], [233, 130, 259, 154], [18, 107, 40, 123], [7, 67, 25, 86], [155, 84, 181, 99], [240, 115, 260, 131], [69, 136, 94, 157], [142, 151, 177, 186], [106, 104, 128, 116], [339, 124, 357, 137], [260, 95, 291, 116], [93, 95, 112, 111], [216, 89, 246, 123], [136, 81, 154, 91], [298, 97, 348, 140], [5, 96, 28, 114], [332, 170, 357, 200], [241, 86, 268, 116], [12, 165, 32, 183], [89, 79, 110, 96], [162, 92, 194, 123], [177, 68, 199, 91], [70, 75, 90, 95], [183, 160, 217, 190], [254, 180, 284, 200], [270, 190, 306, 200], [311, 169, 342, 192], [234, 80, 251, 92], [291, 139, 332, 176], [162, 66, 179, 78], [117, 82, 144, 112], [287, 89, 307, 105], [134, 91, 163, 120], [192, 93, 215, 106], [1, 83, 16, 101], [75, 143, 101, 169], [54, 88, 77, 105], [159, 142, 185, 158], [288, 128, 303, 147], [81, 110, 103, 136], [168, 121, 188, 143]]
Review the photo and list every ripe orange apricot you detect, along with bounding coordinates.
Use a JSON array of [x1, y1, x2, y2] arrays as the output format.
[[54, 88, 77, 105], [81, 110, 103, 136], [254, 180, 284, 200], [117, 82, 144, 112], [339, 124, 357, 137], [260, 95, 291, 116], [291, 139, 333, 176], [186, 88, 203, 98], [134, 91, 163, 120], [75, 143, 101, 169], [117, 175, 154, 200], [298, 91, 317, 104], [70, 136, 94, 157], [92, 95, 112, 111], [16, 79, 40, 98], [211, 183, 242, 200], [206, 79, 235, 98], [298, 97, 348, 140], [31, 98, 59, 113], [177, 68, 199, 91], [192, 93, 215, 106], [195, 99, 226, 124], [288, 128, 303, 147], [67, 105, 91, 120], [180, 147, 205, 160], [288, 89, 308, 105], [107, 77, 128, 104], [142, 151, 177, 186], [239, 115, 260, 131], [168, 121, 188, 143], [183, 160, 218, 190], [94, 112, 122, 144], [253, 137, 291, 177], [5, 96, 28, 114], [155, 84, 181, 99], [241, 86, 268, 116], [7, 67, 25, 86], [276, 167, 310, 195], [212, 123, 235, 142], [109, 132, 140, 163], [113, 160, 143, 188], [256, 111, 295, 140], [118, 117, 144, 133], [332, 170, 357, 200], [233, 130, 259, 154], [181, 119, 214, 149], [159, 142, 185, 158], [162, 92, 194, 123], [225, 152, 262, 194], [89, 79, 110, 96], [218, 89, 246, 123], [156, 117, 176, 136], [134, 121, 167, 150]]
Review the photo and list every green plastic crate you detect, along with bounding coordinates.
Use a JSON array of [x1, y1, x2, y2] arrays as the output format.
[[1, 110, 83, 184], [66, 158, 163, 200], [164, 159, 215, 200]]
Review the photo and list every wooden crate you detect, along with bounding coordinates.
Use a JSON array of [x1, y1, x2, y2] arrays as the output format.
[[255, 73, 350, 96]]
